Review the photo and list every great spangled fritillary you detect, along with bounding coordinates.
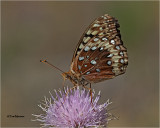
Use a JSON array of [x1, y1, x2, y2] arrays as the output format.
[[61, 14, 128, 86], [42, 14, 128, 87]]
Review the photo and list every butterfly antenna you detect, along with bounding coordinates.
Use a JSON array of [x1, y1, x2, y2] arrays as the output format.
[[40, 59, 65, 73]]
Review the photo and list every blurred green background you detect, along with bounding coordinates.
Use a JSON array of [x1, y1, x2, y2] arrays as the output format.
[[1, 1, 159, 127]]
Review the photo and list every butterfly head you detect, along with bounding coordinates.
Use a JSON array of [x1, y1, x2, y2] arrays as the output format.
[[61, 72, 70, 80], [62, 71, 82, 86]]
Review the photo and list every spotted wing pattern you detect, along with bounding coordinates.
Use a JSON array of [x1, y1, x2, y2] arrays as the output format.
[[70, 14, 128, 83]]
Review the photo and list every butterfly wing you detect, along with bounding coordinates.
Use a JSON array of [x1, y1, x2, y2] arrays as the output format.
[[70, 14, 128, 83]]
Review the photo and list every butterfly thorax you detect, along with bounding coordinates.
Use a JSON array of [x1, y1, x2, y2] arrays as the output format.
[[62, 72, 89, 86]]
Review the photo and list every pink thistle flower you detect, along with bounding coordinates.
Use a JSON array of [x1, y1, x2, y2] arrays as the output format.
[[32, 87, 112, 127]]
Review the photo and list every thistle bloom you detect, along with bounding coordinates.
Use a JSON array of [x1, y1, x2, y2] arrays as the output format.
[[33, 87, 112, 127]]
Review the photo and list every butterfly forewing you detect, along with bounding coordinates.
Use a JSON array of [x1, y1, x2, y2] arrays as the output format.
[[70, 14, 128, 83]]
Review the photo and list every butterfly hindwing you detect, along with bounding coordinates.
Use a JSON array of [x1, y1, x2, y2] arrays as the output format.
[[70, 14, 128, 83]]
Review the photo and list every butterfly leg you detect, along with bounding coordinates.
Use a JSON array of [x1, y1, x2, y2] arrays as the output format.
[[65, 85, 77, 97], [58, 86, 77, 110], [62, 78, 66, 93], [89, 83, 93, 103], [62, 86, 77, 104], [82, 84, 93, 103]]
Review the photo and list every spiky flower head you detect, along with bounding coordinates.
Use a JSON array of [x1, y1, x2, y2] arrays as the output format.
[[33, 87, 112, 127]]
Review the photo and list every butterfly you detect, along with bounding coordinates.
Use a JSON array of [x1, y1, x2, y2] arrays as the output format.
[[42, 14, 128, 87]]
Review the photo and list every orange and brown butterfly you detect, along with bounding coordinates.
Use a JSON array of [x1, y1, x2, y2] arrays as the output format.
[[41, 14, 128, 87]]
